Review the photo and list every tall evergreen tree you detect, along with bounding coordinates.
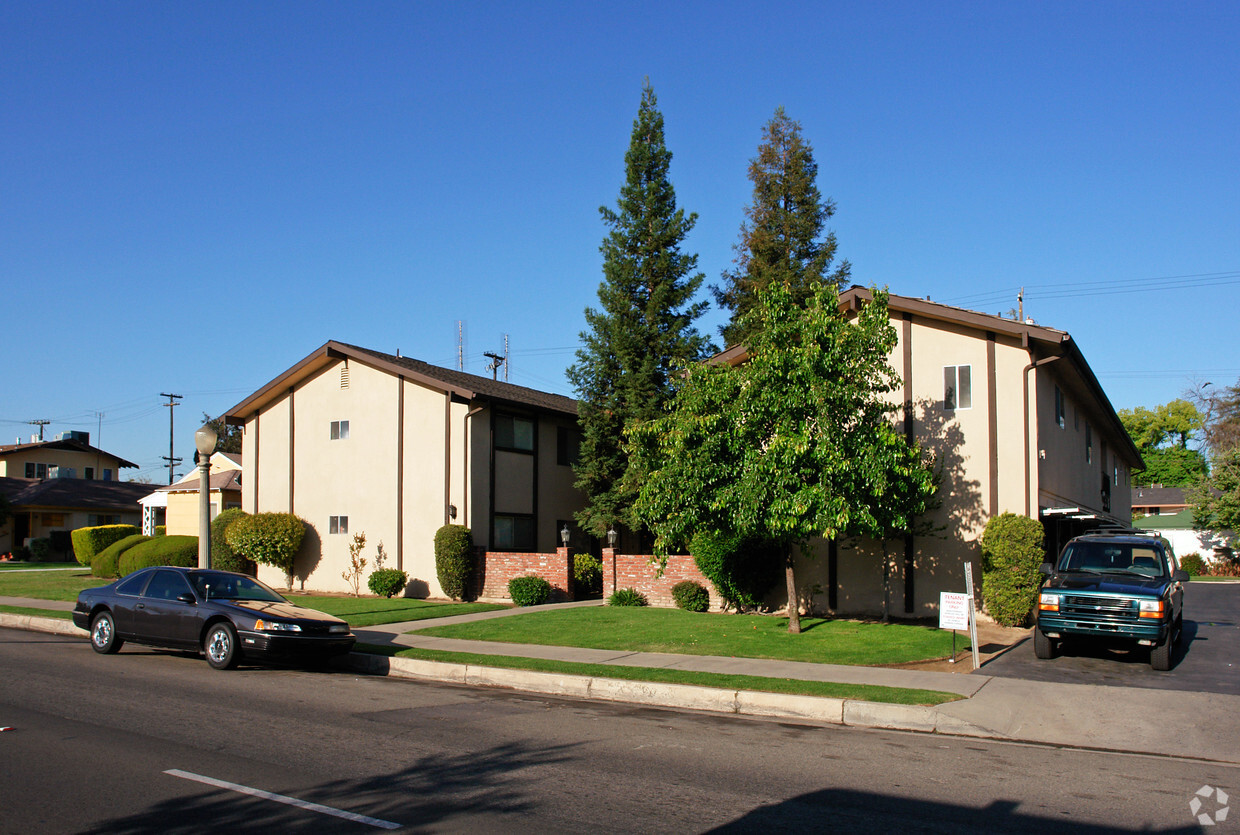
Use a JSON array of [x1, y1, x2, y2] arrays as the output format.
[[567, 82, 710, 538], [714, 107, 850, 347]]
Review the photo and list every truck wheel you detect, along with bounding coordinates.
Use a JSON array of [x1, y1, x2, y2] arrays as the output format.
[[1150, 639, 1172, 671], [1033, 626, 1056, 659]]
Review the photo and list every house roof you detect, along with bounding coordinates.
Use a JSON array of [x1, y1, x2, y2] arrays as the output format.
[[220, 451, 242, 467], [5, 478, 152, 511], [1132, 486, 1189, 508], [224, 340, 578, 423], [158, 470, 243, 494], [0, 438, 138, 469]]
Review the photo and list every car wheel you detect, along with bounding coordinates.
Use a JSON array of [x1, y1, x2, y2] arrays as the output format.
[[204, 622, 239, 670], [1033, 626, 1056, 659], [90, 611, 123, 654], [1150, 638, 1172, 671]]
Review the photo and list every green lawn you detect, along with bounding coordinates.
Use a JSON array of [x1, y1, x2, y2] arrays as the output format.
[[0, 568, 108, 600], [0, 605, 74, 620], [359, 644, 960, 706], [417, 607, 963, 666], [0, 561, 83, 571], [284, 595, 508, 627]]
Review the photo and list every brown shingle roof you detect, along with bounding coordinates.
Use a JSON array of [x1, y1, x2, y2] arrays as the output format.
[[158, 471, 242, 494], [7, 478, 152, 511], [0, 438, 138, 469]]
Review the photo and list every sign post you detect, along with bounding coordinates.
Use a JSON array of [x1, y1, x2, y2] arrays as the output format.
[[963, 562, 981, 670]]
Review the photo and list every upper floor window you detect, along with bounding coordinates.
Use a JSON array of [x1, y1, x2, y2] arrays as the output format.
[[1085, 424, 1093, 463], [330, 420, 350, 440], [495, 414, 535, 452], [1055, 386, 1065, 429], [557, 426, 581, 467], [943, 365, 971, 411]]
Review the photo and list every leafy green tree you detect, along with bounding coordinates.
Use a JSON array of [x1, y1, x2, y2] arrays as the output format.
[[630, 282, 935, 633], [713, 107, 850, 347], [199, 412, 242, 456], [567, 81, 711, 537], [225, 512, 305, 587], [1190, 447, 1240, 545], [1120, 399, 1206, 486], [1134, 447, 1208, 487]]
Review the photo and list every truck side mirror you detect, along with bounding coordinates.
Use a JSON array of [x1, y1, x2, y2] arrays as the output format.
[[1039, 563, 1055, 577]]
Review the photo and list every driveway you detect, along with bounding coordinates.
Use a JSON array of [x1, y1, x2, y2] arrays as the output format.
[[981, 581, 1240, 695]]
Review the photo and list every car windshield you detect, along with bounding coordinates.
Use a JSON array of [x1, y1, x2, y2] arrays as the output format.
[[191, 571, 287, 603], [1058, 541, 1168, 578]]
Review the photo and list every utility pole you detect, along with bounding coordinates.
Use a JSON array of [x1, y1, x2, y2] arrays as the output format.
[[483, 352, 505, 381], [160, 393, 182, 484], [26, 420, 50, 442], [1018, 287, 1024, 322], [94, 411, 104, 478]]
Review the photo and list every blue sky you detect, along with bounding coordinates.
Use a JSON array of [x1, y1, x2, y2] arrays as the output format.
[[3, 1, 1238, 482]]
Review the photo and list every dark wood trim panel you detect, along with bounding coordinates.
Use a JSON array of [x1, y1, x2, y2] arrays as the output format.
[[288, 386, 295, 513], [987, 332, 999, 516], [396, 376, 404, 572]]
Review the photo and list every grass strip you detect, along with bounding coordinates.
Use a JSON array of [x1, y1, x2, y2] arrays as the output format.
[[0, 571, 107, 600], [416, 607, 963, 667], [0, 605, 74, 620], [287, 596, 509, 627], [353, 643, 959, 706]]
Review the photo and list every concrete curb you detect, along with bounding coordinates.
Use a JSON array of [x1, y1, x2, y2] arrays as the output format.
[[0, 612, 85, 637]]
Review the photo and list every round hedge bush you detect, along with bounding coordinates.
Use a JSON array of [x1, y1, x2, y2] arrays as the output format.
[[671, 580, 709, 612], [508, 574, 551, 607], [118, 535, 198, 576], [980, 512, 1046, 627], [368, 567, 409, 598], [435, 525, 474, 600], [92, 534, 151, 578], [210, 508, 254, 575], [1179, 552, 1207, 577], [608, 587, 648, 607]]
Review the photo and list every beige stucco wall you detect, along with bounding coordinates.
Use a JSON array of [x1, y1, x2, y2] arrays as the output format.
[[0, 448, 129, 480]]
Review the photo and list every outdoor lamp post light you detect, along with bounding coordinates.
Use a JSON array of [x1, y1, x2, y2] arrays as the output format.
[[607, 527, 617, 550], [194, 423, 218, 569], [560, 524, 571, 548]]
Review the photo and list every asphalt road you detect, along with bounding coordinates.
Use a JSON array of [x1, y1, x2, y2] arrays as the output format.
[[2, 627, 1235, 833], [983, 582, 1240, 695]]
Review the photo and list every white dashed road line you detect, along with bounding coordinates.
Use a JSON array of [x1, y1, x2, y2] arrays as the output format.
[[164, 769, 402, 830]]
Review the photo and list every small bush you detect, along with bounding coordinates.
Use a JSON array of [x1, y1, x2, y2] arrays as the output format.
[[1179, 552, 1207, 577], [368, 568, 409, 598], [671, 580, 709, 612], [573, 552, 602, 599], [690, 531, 782, 612], [981, 513, 1046, 627], [434, 525, 474, 600], [93, 534, 151, 578], [225, 512, 306, 586], [608, 587, 649, 607], [210, 508, 253, 575], [118, 535, 198, 575], [154, 526, 166, 536], [71, 524, 141, 566], [11, 546, 30, 561], [28, 537, 51, 562], [508, 574, 551, 607]]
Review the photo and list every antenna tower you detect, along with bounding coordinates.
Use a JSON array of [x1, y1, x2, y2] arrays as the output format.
[[457, 320, 464, 371]]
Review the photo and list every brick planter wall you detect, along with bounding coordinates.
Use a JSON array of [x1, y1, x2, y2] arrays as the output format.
[[476, 547, 575, 602], [601, 549, 720, 610]]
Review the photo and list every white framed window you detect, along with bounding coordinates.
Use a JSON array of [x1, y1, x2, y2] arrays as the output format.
[[329, 515, 349, 535], [943, 365, 972, 411], [330, 420, 350, 440]]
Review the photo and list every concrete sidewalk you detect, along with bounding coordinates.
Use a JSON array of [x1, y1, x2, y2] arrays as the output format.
[[5, 595, 1238, 763]]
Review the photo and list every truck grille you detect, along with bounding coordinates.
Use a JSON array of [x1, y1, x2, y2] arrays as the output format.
[[1060, 595, 1139, 624]]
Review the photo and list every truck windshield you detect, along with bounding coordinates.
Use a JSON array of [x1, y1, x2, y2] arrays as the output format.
[[1058, 542, 1167, 577]]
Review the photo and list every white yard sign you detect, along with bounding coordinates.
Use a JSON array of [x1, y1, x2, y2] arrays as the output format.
[[939, 592, 971, 631]]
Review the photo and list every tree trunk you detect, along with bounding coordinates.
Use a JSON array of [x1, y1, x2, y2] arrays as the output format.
[[785, 547, 801, 634]]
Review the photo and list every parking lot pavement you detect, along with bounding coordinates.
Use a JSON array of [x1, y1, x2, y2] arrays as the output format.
[[980, 581, 1240, 695]]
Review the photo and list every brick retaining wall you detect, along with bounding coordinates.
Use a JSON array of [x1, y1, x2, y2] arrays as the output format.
[[476, 547, 574, 602], [601, 549, 720, 610]]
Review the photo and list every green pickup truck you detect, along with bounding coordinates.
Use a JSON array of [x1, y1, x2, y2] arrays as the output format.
[[1035, 531, 1189, 670]]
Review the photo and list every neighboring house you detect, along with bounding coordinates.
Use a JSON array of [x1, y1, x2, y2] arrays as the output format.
[[223, 341, 584, 595], [716, 287, 1142, 618], [0, 476, 150, 558], [1132, 485, 1234, 563], [141, 452, 243, 536], [0, 433, 143, 557]]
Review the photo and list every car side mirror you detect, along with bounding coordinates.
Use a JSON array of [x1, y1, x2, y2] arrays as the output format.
[[177, 593, 197, 604], [1173, 570, 1190, 583], [1039, 563, 1055, 577]]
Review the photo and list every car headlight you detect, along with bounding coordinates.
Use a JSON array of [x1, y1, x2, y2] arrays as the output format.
[[1038, 592, 1059, 612], [1138, 600, 1166, 618], [329, 624, 349, 634], [253, 619, 302, 633]]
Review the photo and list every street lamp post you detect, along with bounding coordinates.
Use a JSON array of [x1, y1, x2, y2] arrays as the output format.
[[195, 423, 218, 569]]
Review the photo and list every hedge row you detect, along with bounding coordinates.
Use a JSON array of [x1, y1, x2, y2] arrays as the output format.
[[117, 535, 198, 576], [71, 525, 140, 567], [92, 534, 151, 578]]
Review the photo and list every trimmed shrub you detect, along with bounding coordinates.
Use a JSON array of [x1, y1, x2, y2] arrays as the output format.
[[368, 568, 409, 598], [1179, 553, 1207, 577], [508, 574, 551, 607], [118, 535, 198, 576], [71, 524, 141, 567], [93, 534, 151, 578], [690, 531, 782, 612], [573, 552, 602, 599], [434, 525, 474, 600], [671, 580, 709, 612], [28, 537, 51, 562], [210, 508, 253, 575], [608, 587, 649, 607], [980, 512, 1046, 627], [154, 526, 166, 536], [225, 512, 306, 586]]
